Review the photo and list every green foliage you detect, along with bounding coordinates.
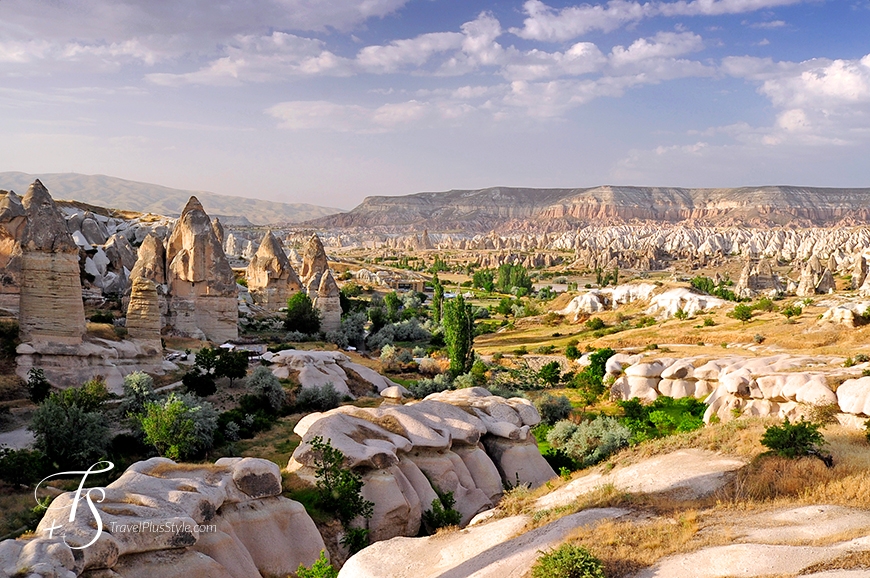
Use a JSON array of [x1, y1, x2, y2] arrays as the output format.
[[753, 297, 777, 312], [594, 266, 619, 288], [195, 346, 220, 375], [340, 527, 371, 555], [690, 276, 740, 301], [421, 489, 462, 534], [295, 383, 341, 411], [26, 368, 52, 404], [472, 269, 495, 292], [781, 304, 803, 320], [285, 292, 322, 334], [88, 310, 115, 323], [0, 447, 51, 486], [183, 369, 216, 397], [496, 263, 532, 294], [703, 317, 716, 327], [585, 317, 606, 331], [296, 551, 338, 578], [432, 272, 444, 323], [547, 416, 631, 467], [532, 544, 605, 578], [215, 349, 249, 385], [538, 361, 562, 386], [309, 436, 374, 531], [565, 343, 580, 361], [535, 344, 556, 354], [674, 308, 689, 320], [729, 303, 753, 323], [137, 393, 217, 460], [618, 396, 706, 443], [121, 371, 157, 418], [569, 347, 615, 403], [247, 365, 285, 413], [443, 294, 475, 377], [761, 418, 828, 459], [29, 384, 110, 469], [384, 291, 402, 322], [535, 394, 573, 425]]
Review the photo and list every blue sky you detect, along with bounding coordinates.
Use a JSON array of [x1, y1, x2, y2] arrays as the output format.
[[1, 0, 869, 209]]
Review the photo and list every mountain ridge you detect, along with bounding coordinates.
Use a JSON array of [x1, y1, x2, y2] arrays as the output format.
[[0, 172, 344, 225], [307, 185, 870, 231]]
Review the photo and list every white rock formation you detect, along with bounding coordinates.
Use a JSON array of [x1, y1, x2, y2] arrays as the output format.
[[262, 349, 399, 396]]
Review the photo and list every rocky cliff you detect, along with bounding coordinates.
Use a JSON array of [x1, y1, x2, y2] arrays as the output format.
[[308, 185, 870, 232]]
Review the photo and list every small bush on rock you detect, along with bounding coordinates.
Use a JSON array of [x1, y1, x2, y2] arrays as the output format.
[[547, 417, 630, 468], [421, 489, 462, 534], [296, 551, 338, 578], [532, 543, 605, 578]]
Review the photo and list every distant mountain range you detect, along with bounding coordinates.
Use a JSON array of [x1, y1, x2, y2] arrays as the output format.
[[0, 172, 344, 225], [307, 185, 870, 232]]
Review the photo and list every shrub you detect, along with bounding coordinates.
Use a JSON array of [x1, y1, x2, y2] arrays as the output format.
[[753, 297, 777, 312], [421, 490, 462, 534], [618, 396, 705, 443], [183, 369, 216, 397], [285, 292, 321, 334], [408, 373, 452, 398], [0, 447, 51, 486], [89, 310, 114, 324], [29, 386, 110, 469], [247, 366, 285, 413], [535, 394, 573, 425], [418, 357, 443, 375], [120, 371, 156, 416], [295, 383, 341, 411], [565, 344, 580, 361], [535, 344, 556, 354], [215, 349, 249, 385], [547, 417, 630, 467], [538, 361, 562, 386], [27, 368, 52, 404], [753, 334, 765, 344], [309, 436, 374, 548], [585, 317, 606, 331], [296, 551, 338, 578], [729, 303, 753, 323], [137, 393, 217, 460], [781, 304, 802, 320], [761, 418, 830, 464], [532, 543, 605, 578], [703, 317, 716, 327]]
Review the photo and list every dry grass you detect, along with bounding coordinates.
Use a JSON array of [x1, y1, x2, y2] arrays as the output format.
[[565, 511, 706, 577], [800, 551, 870, 574]]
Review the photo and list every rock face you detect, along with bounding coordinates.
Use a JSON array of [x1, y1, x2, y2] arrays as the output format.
[[735, 259, 783, 298], [0, 190, 25, 313], [299, 233, 330, 293], [0, 457, 325, 578], [262, 349, 399, 397], [126, 277, 162, 340], [164, 197, 238, 342], [314, 271, 341, 333], [287, 388, 556, 543], [127, 232, 169, 331], [245, 230, 301, 312], [18, 180, 86, 344]]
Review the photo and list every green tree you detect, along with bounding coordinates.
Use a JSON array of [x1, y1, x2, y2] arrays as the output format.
[[26, 368, 52, 404], [538, 361, 562, 386], [297, 551, 338, 578], [761, 418, 829, 461], [137, 393, 217, 460], [496, 263, 532, 294], [29, 383, 110, 470], [195, 347, 220, 375], [472, 269, 495, 292], [384, 291, 402, 322], [443, 294, 475, 376], [432, 272, 444, 324], [730, 303, 753, 323], [215, 349, 249, 385], [285, 292, 322, 334], [781, 304, 803, 321]]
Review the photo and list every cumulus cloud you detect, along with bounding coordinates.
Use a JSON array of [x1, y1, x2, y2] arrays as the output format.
[[511, 0, 806, 41], [272, 0, 411, 32], [0, 38, 164, 67], [610, 31, 704, 66], [356, 32, 464, 73], [147, 32, 351, 85]]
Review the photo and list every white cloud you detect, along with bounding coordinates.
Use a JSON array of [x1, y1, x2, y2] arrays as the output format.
[[502, 42, 606, 81], [356, 32, 464, 73], [749, 19, 787, 28], [0, 38, 164, 67], [511, 0, 806, 41], [272, 0, 411, 32], [267, 99, 444, 132], [147, 32, 351, 85], [610, 31, 704, 66]]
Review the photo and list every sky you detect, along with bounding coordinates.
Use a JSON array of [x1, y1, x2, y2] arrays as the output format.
[[1, 0, 869, 210]]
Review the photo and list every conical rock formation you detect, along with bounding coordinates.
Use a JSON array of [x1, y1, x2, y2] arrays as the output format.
[[246, 230, 301, 311]]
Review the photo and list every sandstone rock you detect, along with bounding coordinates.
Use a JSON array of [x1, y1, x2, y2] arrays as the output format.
[[299, 233, 329, 291], [646, 287, 726, 319], [837, 376, 870, 416], [19, 180, 86, 344], [557, 290, 608, 320], [126, 278, 162, 340], [314, 270, 341, 333], [245, 230, 301, 312], [165, 197, 238, 342]]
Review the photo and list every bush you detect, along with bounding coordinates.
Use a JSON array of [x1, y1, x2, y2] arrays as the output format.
[[30, 386, 110, 469], [89, 310, 114, 324], [547, 416, 630, 467], [761, 418, 829, 464], [585, 317, 605, 331], [618, 396, 706, 443], [27, 368, 52, 404], [285, 292, 321, 334], [309, 435, 374, 533], [120, 371, 156, 417], [0, 447, 51, 486], [296, 551, 338, 578], [729, 303, 753, 323], [295, 383, 341, 411], [421, 490, 462, 534], [183, 369, 216, 397], [535, 394, 573, 425], [137, 393, 218, 460], [408, 373, 452, 398], [532, 543, 605, 578], [418, 357, 443, 375], [565, 344, 580, 361], [246, 366, 285, 412]]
